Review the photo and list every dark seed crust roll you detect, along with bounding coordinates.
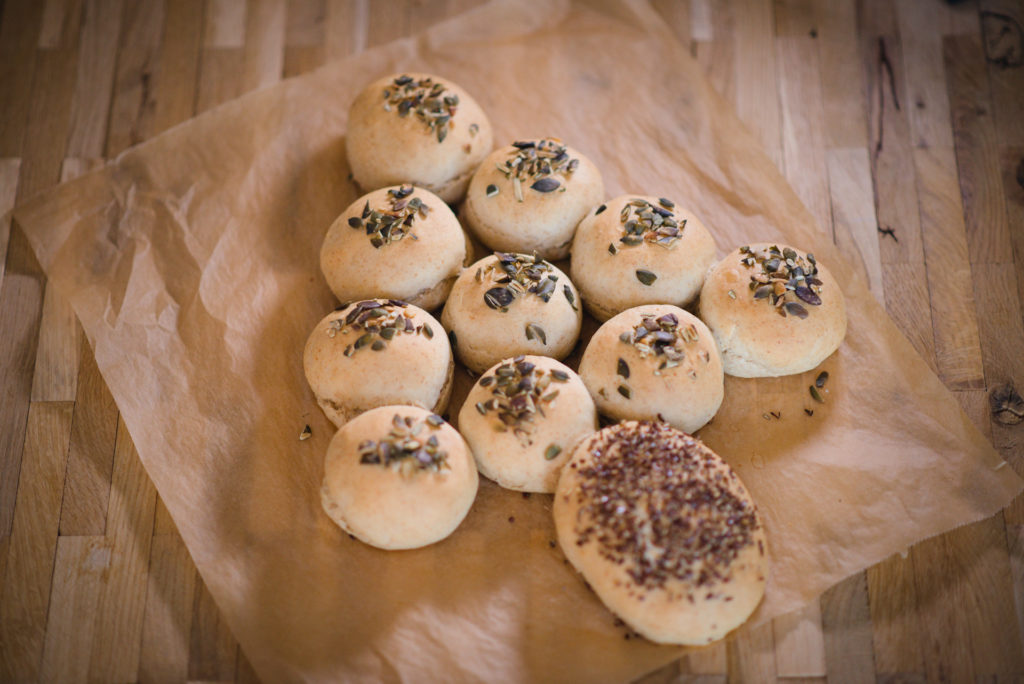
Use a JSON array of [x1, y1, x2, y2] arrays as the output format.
[[553, 421, 767, 645]]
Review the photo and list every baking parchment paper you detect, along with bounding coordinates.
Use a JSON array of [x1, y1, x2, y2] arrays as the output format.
[[13, 1, 1023, 681]]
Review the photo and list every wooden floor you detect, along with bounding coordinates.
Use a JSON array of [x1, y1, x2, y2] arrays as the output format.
[[0, 0, 1022, 681]]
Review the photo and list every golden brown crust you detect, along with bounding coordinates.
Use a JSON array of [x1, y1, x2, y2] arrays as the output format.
[[463, 140, 604, 260], [699, 243, 847, 377], [571, 195, 717, 321], [346, 73, 493, 204], [578, 305, 724, 434], [553, 421, 767, 644]]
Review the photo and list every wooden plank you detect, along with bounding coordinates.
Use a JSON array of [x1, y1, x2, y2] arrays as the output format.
[[38, 535, 112, 684], [774, 0, 832, 235], [148, 0, 203, 137], [87, 415, 158, 683], [650, 0, 691, 48], [726, 622, 776, 683], [1007, 522, 1024, 659], [235, 645, 262, 684], [914, 146, 986, 390], [283, 43, 324, 78], [0, 401, 74, 681], [772, 601, 826, 678], [139, 533, 197, 684], [205, 0, 246, 48], [820, 572, 875, 684], [189, 577, 240, 681], [1002, 147, 1024, 331], [0, 158, 21, 293], [681, 641, 727, 675], [816, 0, 867, 150], [731, 0, 780, 167], [66, 0, 122, 158], [38, 0, 69, 48], [695, 1, 735, 108], [324, 0, 367, 60], [0, 225, 46, 540], [945, 33, 1014, 265], [981, 0, 1024, 146], [59, 336, 119, 535], [286, 0, 324, 47], [895, 0, 954, 149], [0, 0, 44, 155], [861, 13, 925, 264], [29, 157, 102, 403], [827, 147, 885, 298], [867, 552, 925, 677], [197, 48, 244, 114], [15, 44, 80, 203], [241, 0, 286, 93], [104, 0, 165, 157]]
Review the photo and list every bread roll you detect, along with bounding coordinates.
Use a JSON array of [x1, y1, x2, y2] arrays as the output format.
[[462, 139, 603, 260], [571, 195, 716, 321], [321, 406, 478, 550], [346, 73, 493, 203], [441, 253, 582, 374], [554, 420, 767, 644], [303, 300, 452, 427], [458, 355, 597, 493], [320, 185, 467, 311], [578, 305, 724, 434], [699, 243, 847, 377]]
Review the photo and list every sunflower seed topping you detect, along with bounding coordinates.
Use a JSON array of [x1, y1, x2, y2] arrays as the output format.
[[610, 197, 686, 252], [474, 357, 567, 444], [494, 138, 579, 202], [480, 253, 560, 311], [326, 299, 428, 355], [349, 184, 430, 248]]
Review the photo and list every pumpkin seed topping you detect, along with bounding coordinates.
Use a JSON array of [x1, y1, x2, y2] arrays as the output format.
[[326, 299, 428, 356], [495, 138, 578, 202], [611, 197, 686, 252], [739, 244, 824, 317], [618, 312, 703, 376], [480, 252, 560, 311], [358, 413, 449, 473], [474, 357, 568, 447], [349, 184, 430, 248], [381, 75, 458, 143]]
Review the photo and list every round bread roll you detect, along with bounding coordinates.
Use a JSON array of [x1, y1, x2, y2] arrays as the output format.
[[320, 185, 467, 311], [303, 300, 452, 427], [578, 305, 724, 434], [441, 253, 582, 374], [554, 420, 768, 645], [699, 243, 847, 377], [346, 73, 493, 203], [458, 355, 597, 493], [570, 195, 717, 321], [462, 139, 604, 260], [321, 405, 478, 550]]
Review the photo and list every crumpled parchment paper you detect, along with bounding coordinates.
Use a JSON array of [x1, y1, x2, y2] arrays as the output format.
[[14, 1, 1023, 681]]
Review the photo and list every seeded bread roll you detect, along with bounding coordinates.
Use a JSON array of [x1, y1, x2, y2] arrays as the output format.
[[441, 253, 582, 374], [321, 406, 478, 550], [462, 139, 604, 260], [303, 300, 452, 427], [346, 73, 493, 204], [320, 185, 467, 311], [699, 243, 847, 377], [578, 305, 724, 434], [570, 195, 717, 321], [554, 421, 768, 645], [458, 356, 598, 493]]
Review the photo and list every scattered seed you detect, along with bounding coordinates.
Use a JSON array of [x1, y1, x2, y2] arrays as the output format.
[[810, 385, 825, 403], [617, 385, 632, 399], [636, 269, 658, 286], [469, 123, 479, 136], [727, 289, 736, 299], [531, 177, 560, 193], [551, 370, 570, 382], [596, 204, 607, 215], [525, 322, 547, 344], [299, 425, 312, 440], [486, 184, 499, 197], [617, 358, 630, 379], [804, 408, 814, 416], [545, 444, 562, 460], [426, 414, 444, 427], [783, 301, 809, 319], [815, 371, 829, 388], [563, 284, 577, 311], [422, 323, 433, 339]]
